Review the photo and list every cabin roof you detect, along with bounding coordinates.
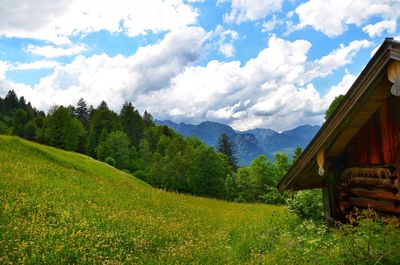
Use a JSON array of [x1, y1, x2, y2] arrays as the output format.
[[278, 38, 400, 191]]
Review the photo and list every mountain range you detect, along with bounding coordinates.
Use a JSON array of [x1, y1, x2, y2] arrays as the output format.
[[155, 120, 321, 165]]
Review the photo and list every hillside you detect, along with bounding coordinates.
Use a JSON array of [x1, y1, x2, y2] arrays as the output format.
[[156, 120, 321, 165], [0, 136, 284, 264]]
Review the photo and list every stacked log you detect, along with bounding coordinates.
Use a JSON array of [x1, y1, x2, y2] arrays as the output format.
[[338, 167, 400, 217]]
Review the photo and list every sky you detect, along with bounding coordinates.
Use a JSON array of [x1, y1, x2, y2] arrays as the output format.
[[0, 0, 399, 131]]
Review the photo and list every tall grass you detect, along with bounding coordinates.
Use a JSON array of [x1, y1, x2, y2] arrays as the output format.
[[1, 136, 399, 264], [0, 136, 284, 264]]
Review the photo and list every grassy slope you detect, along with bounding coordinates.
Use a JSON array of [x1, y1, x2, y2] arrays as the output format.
[[0, 136, 285, 264]]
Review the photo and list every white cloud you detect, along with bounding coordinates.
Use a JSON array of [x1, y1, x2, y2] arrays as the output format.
[[362, 20, 397, 37], [13, 27, 208, 110], [220, 0, 283, 23], [8, 34, 369, 131], [213, 25, 239, 57], [304, 40, 370, 82], [26, 44, 87, 58], [0, 61, 10, 79], [134, 36, 368, 131], [219, 43, 236, 57], [294, 0, 400, 37], [12, 60, 59, 70], [323, 73, 356, 104], [262, 15, 282, 32], [0, 0, 198, 44]]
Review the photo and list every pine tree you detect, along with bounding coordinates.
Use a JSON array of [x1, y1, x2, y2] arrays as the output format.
[[3, 90, 19, 116], [143, 110, 155, 128], [86, 102, 121, 156], [75, 98, 89, 128], [216, 133, 238, 171], [119, 102, 144, 148]]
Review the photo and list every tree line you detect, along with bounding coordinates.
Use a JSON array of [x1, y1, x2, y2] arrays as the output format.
[[0, 90, 302, 202]]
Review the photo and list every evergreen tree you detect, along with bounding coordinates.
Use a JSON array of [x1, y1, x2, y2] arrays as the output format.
[[18, 96, 27, 110], [216, 133, 238, 171], [189, 145, 227, 198], [86, 103, 121, 156], [13, 109, 30, 136], [119, 102, 144, 148], [75, 98, 89, 128], [23, 120, 37, 140], [3, 90, 19, 116], [88, 105, 95, 120], [143, 110, 155, 128]]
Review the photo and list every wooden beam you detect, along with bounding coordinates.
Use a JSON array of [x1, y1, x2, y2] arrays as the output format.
[[350, 177, 394, 189], [350, 188, 400, 201], [349, 197, 400, 215]]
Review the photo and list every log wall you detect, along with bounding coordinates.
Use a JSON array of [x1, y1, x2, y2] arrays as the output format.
[[338, 167, 400, 218], [337, 95, 400, 219], [344, 95, 400, 166]]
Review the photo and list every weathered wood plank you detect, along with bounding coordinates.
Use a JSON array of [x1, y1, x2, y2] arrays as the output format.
[[350, 188, 400, 201], [349, 197, 400, 215], [349, 177, 394, 189]]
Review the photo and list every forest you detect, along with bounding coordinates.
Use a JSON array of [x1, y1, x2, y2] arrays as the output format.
[[0, 90, 300, 203]]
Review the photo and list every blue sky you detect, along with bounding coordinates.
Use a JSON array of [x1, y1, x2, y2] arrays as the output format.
[[0, 0, 399, 131]]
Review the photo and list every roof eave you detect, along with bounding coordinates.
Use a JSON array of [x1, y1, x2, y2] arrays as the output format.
[[278, 38, 400, 192]]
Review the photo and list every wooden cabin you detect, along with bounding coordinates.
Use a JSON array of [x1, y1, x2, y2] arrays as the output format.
[[277, 38, 400, 222]]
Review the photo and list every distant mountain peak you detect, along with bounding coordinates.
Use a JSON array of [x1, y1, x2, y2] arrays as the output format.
[[155, 120, 321, 165]]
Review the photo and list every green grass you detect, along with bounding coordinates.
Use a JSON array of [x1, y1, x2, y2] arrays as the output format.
[[3, 136, 399, 264], [0, 136, 286, 264]]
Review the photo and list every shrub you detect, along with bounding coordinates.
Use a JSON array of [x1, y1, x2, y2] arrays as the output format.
[[133, 170, 149, 182], [260, 186, 287, 205], [105, 156, 116, 167], [287, 189, 324, 221]]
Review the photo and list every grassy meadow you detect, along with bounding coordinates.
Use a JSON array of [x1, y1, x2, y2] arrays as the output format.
[[1, 135, 400, 264], [0, 136, 287, 264]]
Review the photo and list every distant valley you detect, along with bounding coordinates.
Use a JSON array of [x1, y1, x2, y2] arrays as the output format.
[[155, 120, 321, 165]]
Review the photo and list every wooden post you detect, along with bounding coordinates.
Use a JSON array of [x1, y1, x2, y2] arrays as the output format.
[[323, 170, 339, 224], [322, 187, 332, 220]]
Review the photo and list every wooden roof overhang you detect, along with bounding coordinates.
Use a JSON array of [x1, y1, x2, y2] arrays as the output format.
[[278, 38, 400, 192]]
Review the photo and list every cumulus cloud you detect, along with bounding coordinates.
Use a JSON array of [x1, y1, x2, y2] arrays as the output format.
[[135, 36, 367, 131], [362, 20, 397, 37], [5, 34, 367, 131], [26, 44, 87, 58], [11, 27, 208, 110], [324, 73, 356, 104], [304, 40, 370, 82], [0, 0, 198, 44], [213, 25, 239, 57], [220, 0, 283, 23], [294, 0, 400, 37]]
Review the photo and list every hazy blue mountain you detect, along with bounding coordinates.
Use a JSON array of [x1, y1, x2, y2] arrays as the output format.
[[156, 120, 321, 165], [245, 125, 321, 155]]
